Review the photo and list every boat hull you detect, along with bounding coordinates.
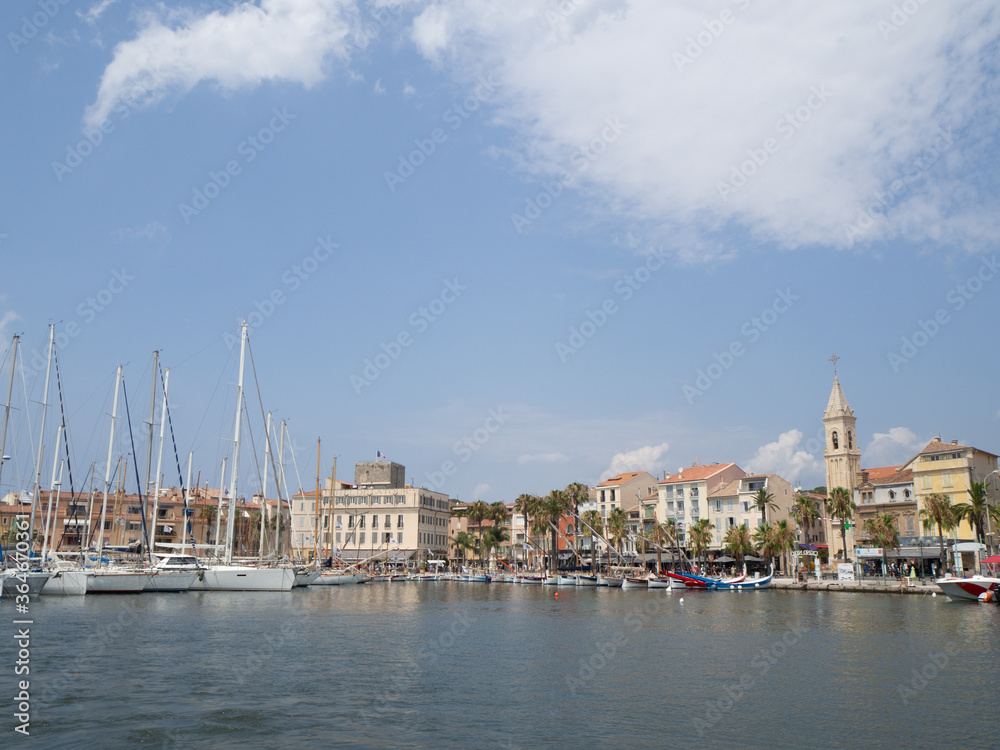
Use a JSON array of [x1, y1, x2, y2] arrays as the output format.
[[3, 571, 53, 597], [575, 575, 599, 586], [143, 571, 197, 592], [622, 577, 647, 589], [41, 570, 88, 596], [934, 575, 1000, 602], [86, 570, 151, 594], [312, 572, 367, 585], [189, 566, 295, 591]]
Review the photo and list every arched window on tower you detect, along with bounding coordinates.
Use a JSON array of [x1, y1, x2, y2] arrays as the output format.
[[848, 431, 853, 449], [831, 431, 839, 450]]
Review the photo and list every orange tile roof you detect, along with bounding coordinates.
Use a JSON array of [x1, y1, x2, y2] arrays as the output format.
[[708, 479, 743, 498], [659, 463, 738, 484], [862, 467, 913, 486], [596, 471, 648, 487]]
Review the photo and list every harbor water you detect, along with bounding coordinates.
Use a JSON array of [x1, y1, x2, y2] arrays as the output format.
[[9, 583, 997, 748]]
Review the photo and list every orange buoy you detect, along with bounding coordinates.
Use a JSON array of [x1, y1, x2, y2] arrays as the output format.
[[554, 592, 559, 598]]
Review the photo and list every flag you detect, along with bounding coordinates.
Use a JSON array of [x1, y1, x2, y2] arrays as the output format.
[[332, 546, 343, 555], [335, 521, 342, 529], [377, 450, 388, 460], [242, 511, 250, 518]]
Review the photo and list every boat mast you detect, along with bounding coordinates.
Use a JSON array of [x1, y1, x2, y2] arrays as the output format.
[[214, 457, 227, 551], [96, 365, 122, 567], [40, 425, 63, 562], [147, 366, 169, 561], [0, 335, 17, 509], [142, 351, 158, 556], [224, 322, 248, 565], [259, 410, 273, 559], [29, 326, 54, 546], [276, 419, 285, 557], [182, 452, 193, 551], [314, 438, 321, 563], [330, 456, 337, 561]]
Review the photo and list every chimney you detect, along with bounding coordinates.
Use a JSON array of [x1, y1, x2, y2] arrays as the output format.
[[951, 439, 958, 445]]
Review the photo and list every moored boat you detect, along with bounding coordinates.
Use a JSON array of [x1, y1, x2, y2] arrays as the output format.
[[621, 576, 648, 589], [575, 574, 599, 586], [934, 575, 1000, 602]]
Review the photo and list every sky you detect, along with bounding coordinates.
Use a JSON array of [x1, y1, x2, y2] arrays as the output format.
[[1, 0, 999, 506]]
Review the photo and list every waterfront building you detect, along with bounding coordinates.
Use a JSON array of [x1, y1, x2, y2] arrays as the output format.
[[595, 471, 658, 521], [705, 473, 795, 550], [291, 461, 453, 566], [656, 462, 745, 546]]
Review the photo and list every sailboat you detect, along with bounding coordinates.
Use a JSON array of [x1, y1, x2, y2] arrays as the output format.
[[189, 323, 294, 592]]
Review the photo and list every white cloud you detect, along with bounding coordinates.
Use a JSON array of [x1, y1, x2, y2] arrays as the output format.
[[517, 452, 570, 466], [373, 78, 385, 94], [84, 0, 358, 128], [745, 429, 822, 486], [472, 482, 491, 499], [113, 220, 171, 245], [79, 0, 120, 24], [409, 1, 1000, 257], [600, 442, 669, 481], [863, 427, 928, 468], [403, 81, 416, 96]]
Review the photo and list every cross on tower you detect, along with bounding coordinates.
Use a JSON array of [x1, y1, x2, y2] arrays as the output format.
[[829, 352, 840, 376]]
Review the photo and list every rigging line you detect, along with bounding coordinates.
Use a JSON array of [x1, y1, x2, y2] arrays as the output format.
[[16, 343, 38, 478], [186, 339, 237, 458], [121, 376, 153, 558], [171, 331, 228, 371], [52, 349, 81, 552], [246, 337, 285, 550], [158, 363, 197, 556]]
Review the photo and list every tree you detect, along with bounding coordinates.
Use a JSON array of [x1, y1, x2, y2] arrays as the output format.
[[753, 488, 778, 527], [953, 482, 990, 547], [466, 500, 491, 562], [581, 510, 603, 573], [825, 487, 857, 562], [513, 494, 538, 569], [771, 519, 797, 575], [649, 521, 673, 573], [920, 492, 957, 573], [688, 518, 715, 570], [753, 522, 777, 570], [565, 482, 589, 567], [481, 525, 510, 567], [449, 530, 478, 566], [790, 494, 820, 548], [863, 513, 900, 580], [605, 507, 629, 571], [723, 523, 753, 569], [538, 490, 573, 572]]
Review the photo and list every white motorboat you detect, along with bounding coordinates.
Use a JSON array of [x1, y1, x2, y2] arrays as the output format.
[[934, 575, 1000, 602]]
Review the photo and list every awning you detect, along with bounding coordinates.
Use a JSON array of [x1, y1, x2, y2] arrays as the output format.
[[713, 555, 735, 563], [981, 555, 1000, 564]]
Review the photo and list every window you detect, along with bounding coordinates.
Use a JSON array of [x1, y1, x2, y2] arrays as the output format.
[[373, 515, 379, 529], [677, 501, 684, 513], [888, 490, 895, 500], [397, 515, 404, 528], [359, 515, 366, 528], [831, 431, 839, 450], [336, 497, 345, 505], [385, 533, 392, 543], [360, 532, 366, 545], [299, 502, 304, 511], [714, 500, 723, 513], [385, 514, 391, 528], [373, 496, 381, 505], [348, 516, 355, 528], [335, 532, 341, 543], [848, 430, 853, 449], [942, 472, 953, 487]]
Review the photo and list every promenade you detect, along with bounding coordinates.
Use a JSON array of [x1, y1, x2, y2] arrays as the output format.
[[771, 576, 940, 595]]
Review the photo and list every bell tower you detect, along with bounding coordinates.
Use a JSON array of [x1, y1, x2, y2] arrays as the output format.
[[823, 353, 861, 494]]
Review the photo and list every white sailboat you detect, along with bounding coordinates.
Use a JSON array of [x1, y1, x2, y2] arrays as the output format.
[[190, 323, 294, 592]]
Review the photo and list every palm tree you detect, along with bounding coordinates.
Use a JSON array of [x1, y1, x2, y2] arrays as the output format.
[[581, 509, 603, 573], [753, 488, 778, 527], [920, 492, 956, 573], [723, 523, 753, 569], [564, 482, 589, 566], [863, 513, 900, 581], [790, 494, 820, 549], [688, 518, 715, 571], [953, 482, 990, 547], [513, 493, 540, 569], [771, 519, 797, 576], [753, 522, 778, 570], [449, 530, 478, 567], [480, 525, 510, 567], [466, 500, 491, 563], [826, 486, 857, 562], [649, 521, 673, 573], [537, 490, 573, 572], [605, 507, 629, 571]]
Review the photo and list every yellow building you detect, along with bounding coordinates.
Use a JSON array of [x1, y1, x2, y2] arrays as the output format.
[[900, 437, 999, 565]]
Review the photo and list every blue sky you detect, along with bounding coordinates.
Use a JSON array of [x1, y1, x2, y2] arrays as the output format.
[[2, 0, 999, 505]]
